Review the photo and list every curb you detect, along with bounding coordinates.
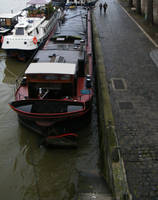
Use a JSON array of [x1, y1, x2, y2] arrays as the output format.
[[92, 11, 132, 200]]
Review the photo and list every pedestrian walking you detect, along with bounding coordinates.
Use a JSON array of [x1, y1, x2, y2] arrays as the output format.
[[99, 3, 102, 12], [103, 2, 107, 13]]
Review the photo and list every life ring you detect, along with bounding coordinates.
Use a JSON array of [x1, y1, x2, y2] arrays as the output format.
[[33, 36, 38, 44]]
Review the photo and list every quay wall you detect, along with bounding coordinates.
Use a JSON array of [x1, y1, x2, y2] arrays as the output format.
[[92, 12, 132, 200], [132, 0, 158, 24]]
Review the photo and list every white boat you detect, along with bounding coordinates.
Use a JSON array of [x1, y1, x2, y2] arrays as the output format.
[[2, 3, 63, 61], [0, 12, 20, 47]]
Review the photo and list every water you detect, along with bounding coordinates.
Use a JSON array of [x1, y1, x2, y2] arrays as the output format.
[[0, 53, 100, 200], [0, 3, 101, 200]]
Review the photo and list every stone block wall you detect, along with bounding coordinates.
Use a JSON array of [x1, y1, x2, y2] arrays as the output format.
[[132, 0, 158, 24]]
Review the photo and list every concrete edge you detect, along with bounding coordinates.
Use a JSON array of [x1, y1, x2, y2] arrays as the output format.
[[92, 11, 132, 200]]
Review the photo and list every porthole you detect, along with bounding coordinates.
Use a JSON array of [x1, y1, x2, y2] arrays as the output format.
[[7, 41, 9, 44], [24, 41, 27, 45]]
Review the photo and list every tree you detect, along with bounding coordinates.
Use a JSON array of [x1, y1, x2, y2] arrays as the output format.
[[146, 0, 153, 24], [45, 2, 55, 19], [136, 0, 141, 14]]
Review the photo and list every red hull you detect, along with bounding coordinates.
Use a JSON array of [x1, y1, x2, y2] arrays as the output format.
[[9, 8, 93, 138], [9, 98, 92, 135]]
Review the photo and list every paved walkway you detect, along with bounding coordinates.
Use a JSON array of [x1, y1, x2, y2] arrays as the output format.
[[94, 0, 158, 199]]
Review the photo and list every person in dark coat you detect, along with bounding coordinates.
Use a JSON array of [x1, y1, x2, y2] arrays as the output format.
[[99, 3, 102, 12], [103, 2, 108, 13]]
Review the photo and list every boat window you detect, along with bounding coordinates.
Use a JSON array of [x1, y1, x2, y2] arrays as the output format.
[[45, 75, 58, 80], [36, 28, 39, 34], [15, 27, 24, 35], [60, 75, 71, 80], [0, 19, 6, 26]]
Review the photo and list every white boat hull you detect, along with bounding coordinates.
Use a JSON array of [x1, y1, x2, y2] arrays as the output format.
[[2, 11, 61, 61]]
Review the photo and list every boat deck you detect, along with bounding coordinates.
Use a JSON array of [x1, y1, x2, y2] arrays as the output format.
[[35, 7, 87, 62], [34, 49, 84, 64]]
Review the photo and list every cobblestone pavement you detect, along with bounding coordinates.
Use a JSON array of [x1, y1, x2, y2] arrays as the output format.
[[93, 0, 158, 199]]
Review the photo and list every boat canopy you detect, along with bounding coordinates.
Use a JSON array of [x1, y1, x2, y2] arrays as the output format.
[[25, 63, 77, 75]]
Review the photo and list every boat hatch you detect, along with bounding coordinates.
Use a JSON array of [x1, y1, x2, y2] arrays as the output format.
[[15, 27, 24, 35]]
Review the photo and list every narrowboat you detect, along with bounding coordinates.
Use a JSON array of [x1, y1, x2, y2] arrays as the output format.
[[9, 7, 93, 145]]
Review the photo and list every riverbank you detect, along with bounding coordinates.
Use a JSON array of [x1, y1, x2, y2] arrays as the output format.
[[93, 0, 158, 199]]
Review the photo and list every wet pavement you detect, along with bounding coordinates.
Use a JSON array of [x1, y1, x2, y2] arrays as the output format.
[[94, 0, 158, 199]]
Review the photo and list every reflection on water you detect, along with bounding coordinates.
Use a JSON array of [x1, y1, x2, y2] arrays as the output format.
[[0, 55, 99, 199], [0, 51, 6, 82], [4, 56, 27, 84], [0, 49, 99, 200]]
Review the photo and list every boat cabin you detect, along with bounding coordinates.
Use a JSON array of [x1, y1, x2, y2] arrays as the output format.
[[13, 17, 45, 36], [14, 22, 29, 35], [0, 13, 19, 34], [25, 62, 77, 99]]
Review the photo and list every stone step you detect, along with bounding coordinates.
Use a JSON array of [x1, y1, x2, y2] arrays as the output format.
[[78, 192, 112, 200], [78, 170, 112, 200]]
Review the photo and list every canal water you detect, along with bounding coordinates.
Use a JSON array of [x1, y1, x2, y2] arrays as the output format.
[[0, 3, 101, 200]]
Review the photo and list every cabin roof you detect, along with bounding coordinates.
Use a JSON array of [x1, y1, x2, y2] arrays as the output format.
[[15, 17, 45, 30], [34, 49, 84, 63], [15, 22, 28, 28], [25, 62, 77, 75], [0, 12, 21, 19]]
